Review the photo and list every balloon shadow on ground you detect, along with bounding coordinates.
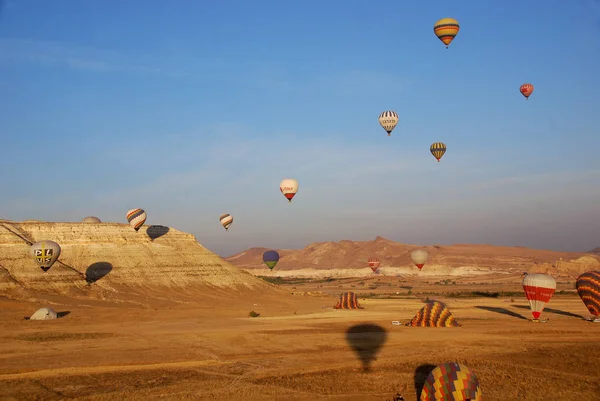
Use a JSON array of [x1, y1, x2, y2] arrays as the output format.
[[511, 304, 585, 319], [146, 225, 169, 240], [345, 324, 387, 372], [86, 262, 113, 284], [475, 305, 528, 320], [57, 311, 70, 318], [414, 364, 437, 400]]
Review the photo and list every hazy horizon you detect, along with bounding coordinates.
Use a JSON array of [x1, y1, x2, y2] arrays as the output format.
[[1, 1, 599, 257]]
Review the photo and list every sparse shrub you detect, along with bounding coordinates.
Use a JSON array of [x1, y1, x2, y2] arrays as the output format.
[[407, 290, 412, 295], [248, 311, 260, 318]]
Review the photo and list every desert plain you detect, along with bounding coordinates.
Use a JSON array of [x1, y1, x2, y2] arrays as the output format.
[[1, 221, 599, 400]]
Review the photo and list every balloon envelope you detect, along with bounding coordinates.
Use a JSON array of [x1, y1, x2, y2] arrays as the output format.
[[378, 110, 398, 136], [575, 271, 600, 318], [421, 362, 482, 401], [430, 142, 447, 162], [520, 83, 534, 99], [434, 18, 460, 48], [263, 250, 280, 270], [411, 249, 429, 270], [219, 213, 233, 231], [368, 257, 380, 273], [30, 240, 61, 272], [126, 208, 147, 232], [81, 216, 101, 223], [522, 273, 556, 320], [280, 179, 299, 202]]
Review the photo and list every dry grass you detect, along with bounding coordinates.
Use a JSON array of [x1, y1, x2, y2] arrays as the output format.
[[0, 278, 599, 400]]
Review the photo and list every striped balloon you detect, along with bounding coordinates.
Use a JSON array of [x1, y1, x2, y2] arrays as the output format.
[[126, 208, 147, 232], [368, 257, 380, 273], [433, 18, 460, 49], [520, 83, 534, 100], [378, 110, 399, 136], [522, 273, 556, 321], [430, 142, 447, 162], [409, 301, 460, 327], [575, 271, 600, 319], [421, 362, 482, 401], [219, 213, 233, 231]]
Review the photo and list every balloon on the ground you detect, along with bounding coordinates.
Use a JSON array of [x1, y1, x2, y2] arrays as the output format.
[[378, 110, 399, 136], [280, 179, 299, 202], [522, 273, 556, 321], [81, 216, 101, 223], [30, 240, 61, 273], [420, 362, 482, 401], [126, 208, 147, 232], [219, 214, 233, 231], [433, 18, 460, 49], [262, 250, 280, 270], [575, 271, 600, 320], [411, 249, 429, 270], [520, 83, 534, 100], [430, 142, 447, 162]]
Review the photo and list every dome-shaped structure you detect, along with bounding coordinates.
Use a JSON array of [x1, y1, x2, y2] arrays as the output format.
[[81, 216, 101, 223]]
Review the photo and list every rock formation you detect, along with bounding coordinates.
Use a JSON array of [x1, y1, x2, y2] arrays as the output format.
[[0, 220, 273, 301]]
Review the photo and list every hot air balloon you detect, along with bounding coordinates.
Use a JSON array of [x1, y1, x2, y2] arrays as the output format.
[[30, 240, 61, 273], [219, 213, 233, 231], [575, 271, 600, 322], [81, 216, 101, 223], [368, 257, 380, 273], [263, 250, 280, 270], [434, 18, 460, 49], [522, 273, 556, 322], [430, 142, 447, 162], [520, 83, 534, 100], [126, 208, 147, 232], [420, 362, 482, 401], [378, 110, 398, 136], [280, 178, 299, 203], [411, 249, 429, 270]]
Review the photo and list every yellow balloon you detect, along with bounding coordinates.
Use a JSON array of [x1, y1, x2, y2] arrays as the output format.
[[434, 18, 460, 48]]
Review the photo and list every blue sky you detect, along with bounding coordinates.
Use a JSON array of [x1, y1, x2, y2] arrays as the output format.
[[1, 0, 599, 256]]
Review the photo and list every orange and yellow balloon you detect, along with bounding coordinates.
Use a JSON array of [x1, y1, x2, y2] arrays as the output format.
[[434, 18, 460, 49], [520, 83, 534, 100]]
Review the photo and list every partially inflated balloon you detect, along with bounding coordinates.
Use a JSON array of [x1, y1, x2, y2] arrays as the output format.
[[411, 249, 429, 270], [81, 216, 101, 223], [30, 240, 61, 273], [219, 213, 233, 231], [430, 142, 447, 162], [434, 18, 460, 49], [520, 83, 534, 100], [280, 179, 299, 203], [126, 208, 147, 232], [378, 110, 398, 136], [263, 250, 280, 270], [575, 271, 600, 320], [368, 257, 380, 273], [421, 362, 482, 401], [522, 273, 556, 321]]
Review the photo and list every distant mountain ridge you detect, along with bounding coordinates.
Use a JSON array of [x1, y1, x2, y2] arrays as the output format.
[[226, 236, 599, 273]]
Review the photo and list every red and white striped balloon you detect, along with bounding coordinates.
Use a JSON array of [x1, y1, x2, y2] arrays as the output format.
[[522, 273, 556, 320]]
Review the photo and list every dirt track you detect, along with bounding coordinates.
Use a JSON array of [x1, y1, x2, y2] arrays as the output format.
[[0, 283, 598, 401]]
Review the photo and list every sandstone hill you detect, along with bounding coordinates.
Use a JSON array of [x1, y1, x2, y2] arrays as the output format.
[[226, 236, 600, 278], [0, 220, 277, 305]]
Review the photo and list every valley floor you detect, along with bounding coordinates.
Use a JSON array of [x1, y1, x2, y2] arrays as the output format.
[[0, 285, 598, 400]]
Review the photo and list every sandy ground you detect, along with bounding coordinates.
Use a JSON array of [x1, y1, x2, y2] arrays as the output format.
[[0, 278, 599, 400]]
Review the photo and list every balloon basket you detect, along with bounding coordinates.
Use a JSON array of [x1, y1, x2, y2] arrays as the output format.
[[585, 317, 600, 323]]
